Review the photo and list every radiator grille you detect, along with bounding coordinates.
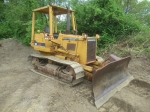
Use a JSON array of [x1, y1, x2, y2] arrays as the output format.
[[67, 43, 76, 51], [87, 38, 96, 62]]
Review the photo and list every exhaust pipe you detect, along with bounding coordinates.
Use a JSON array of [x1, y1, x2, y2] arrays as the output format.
[[66, 6, 70, 34]]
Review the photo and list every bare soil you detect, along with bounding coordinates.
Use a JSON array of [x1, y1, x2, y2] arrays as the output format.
[[0, 38, 150, 112]]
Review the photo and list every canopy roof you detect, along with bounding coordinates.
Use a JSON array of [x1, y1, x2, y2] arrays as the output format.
[[33, 5, 74, 15]]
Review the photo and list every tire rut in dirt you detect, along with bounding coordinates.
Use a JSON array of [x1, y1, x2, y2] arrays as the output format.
[[127, 79, 150, 99], [101, 97, 137, 112], [72, 81, 95, 106]]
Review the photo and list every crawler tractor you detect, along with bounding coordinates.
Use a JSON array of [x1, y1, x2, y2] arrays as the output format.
[[29, 5, 133, 108]]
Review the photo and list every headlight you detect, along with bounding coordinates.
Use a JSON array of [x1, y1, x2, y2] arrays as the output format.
[[84, 34, 87, 39]]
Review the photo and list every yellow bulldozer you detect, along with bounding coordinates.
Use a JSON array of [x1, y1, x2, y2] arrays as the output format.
[[29, 5, 133, 108]]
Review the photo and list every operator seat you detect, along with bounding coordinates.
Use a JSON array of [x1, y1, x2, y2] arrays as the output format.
[[44, 26, 58, 39], [44, 26, 50, 33]]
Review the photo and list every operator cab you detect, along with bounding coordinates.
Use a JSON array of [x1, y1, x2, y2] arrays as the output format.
[[31, 5, 77, 42]]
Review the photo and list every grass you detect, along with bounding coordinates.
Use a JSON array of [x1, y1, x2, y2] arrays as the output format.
[[98, 28, 150, 59]]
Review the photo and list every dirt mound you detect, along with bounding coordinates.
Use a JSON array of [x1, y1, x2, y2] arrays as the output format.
[[0, 38, 33, 58], [0, 38, 38, 71], [0, 38, 150, 112]]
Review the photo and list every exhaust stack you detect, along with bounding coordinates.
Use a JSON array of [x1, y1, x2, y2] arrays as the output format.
[[66, 7, 70, 34]]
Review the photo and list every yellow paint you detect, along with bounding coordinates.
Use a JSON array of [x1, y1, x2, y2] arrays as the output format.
[[71, 12, 76, 30], [82, 65, 93, 72], [55, 55, 66, 60], [31, 5, 98, 65], [49, 6, 53, 37]]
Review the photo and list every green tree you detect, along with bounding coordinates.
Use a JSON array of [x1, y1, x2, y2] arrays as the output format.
[[72, 0, 141, 47], [0, 0, 143, 47], [130, 0, 150, 26]]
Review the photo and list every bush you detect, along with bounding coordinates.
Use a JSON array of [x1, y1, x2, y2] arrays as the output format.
[[73, 0, 141, 48]]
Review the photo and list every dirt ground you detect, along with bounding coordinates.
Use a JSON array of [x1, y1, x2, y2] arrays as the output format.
[[0, 38, 150, 112]]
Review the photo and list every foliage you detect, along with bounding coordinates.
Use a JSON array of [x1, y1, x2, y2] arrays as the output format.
[[73, 0, 141, 48], [129, 27, 150, 58], [0, 0, 38, 43], [116, 0, 150, 26], [98, 26, 150, 59], [0, 0, 69, 44], [130, 0, 150, 26]]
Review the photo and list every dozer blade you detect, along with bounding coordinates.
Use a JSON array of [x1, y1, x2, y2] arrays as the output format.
[[92, 54, 133, 108]]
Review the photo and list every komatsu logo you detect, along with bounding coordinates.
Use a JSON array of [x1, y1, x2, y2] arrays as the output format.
[[34, 41, 45, 46], [63, 37, 78, 41], [88, 38, 96, 41]]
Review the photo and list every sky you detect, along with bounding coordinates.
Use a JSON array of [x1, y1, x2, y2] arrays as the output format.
[[138, 0, 150, 2]]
